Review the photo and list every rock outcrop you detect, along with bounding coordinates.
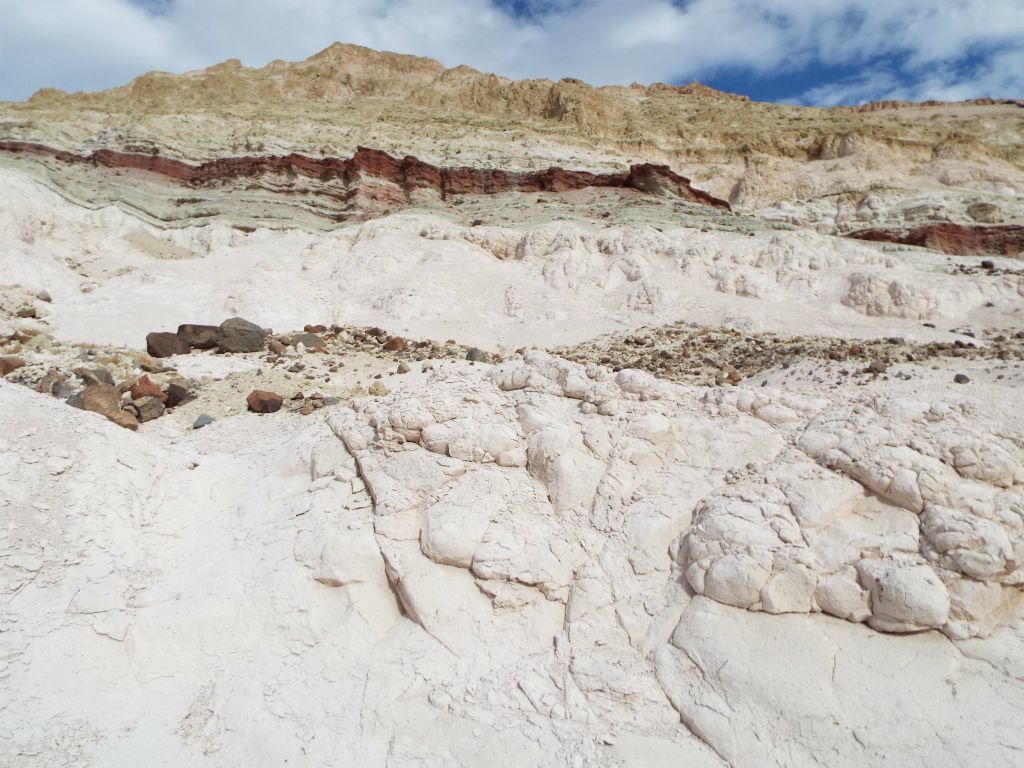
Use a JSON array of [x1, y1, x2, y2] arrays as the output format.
[[848, 223, 1024, 256], [0, 140, 731, 215]]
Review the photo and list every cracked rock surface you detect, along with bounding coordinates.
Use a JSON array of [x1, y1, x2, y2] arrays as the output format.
[[5, 347, 1022, 767]]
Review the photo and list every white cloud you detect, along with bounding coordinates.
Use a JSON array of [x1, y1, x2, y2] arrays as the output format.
[[0, 0, 1021, 105]]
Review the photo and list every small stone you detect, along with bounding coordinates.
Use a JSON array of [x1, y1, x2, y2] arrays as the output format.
[[133, 396, 166, 422], [137, 354, 163, 373], [867, 359, 888, 374], [0, 356, 26, 377], [164, 379, 193, 407], [267, 338, 286, 354], [397, 361, 411, 374], [953, 373, 970, 384], [146, 331, 188, 358], [36, 290, 52, 303], [35, 369, 67, 394], [383, 336, 407, 352], [293, 332, 326, 351], [466, 347, 488, 362], [109, 410, 139, 431], [76, 367, 116, 388], [980, 260, 995, 270], [16, 306, 36, 319], [130, 375, 166, 403], [193, 414, 214, 430], [246, 389, 283, 413]]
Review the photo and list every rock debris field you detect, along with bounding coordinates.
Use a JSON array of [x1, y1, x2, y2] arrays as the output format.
[[2, 42, 1024, 768]]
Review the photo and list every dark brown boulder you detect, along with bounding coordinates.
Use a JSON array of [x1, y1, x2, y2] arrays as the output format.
[[176, 324, 219, 349], [147, 331, 188, 358], [383, 336, 407, 351], [247, 389, 283, 413]]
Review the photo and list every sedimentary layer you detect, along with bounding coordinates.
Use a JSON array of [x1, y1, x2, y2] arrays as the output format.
[[3, 43, 1021, 241], [848, 222, 1024, 256], [0, 140, 730, 228]]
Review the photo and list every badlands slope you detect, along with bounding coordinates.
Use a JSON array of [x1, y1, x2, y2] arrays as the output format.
[[2, 44, 1024, 767]]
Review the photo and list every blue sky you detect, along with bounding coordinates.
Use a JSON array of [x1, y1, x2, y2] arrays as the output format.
[[1, 0, 1021, 105]]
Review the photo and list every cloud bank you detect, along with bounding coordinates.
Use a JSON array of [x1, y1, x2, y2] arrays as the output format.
[[0, 0, 1021, 105]]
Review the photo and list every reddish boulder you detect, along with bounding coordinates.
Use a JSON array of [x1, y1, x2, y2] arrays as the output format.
[[146, 331, 188, 358], [383, 336, 407, 351], [131, 374, 167, 403], [247, 389, 283, 413]]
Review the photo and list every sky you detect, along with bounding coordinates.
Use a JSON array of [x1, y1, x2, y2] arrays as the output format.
[[0, 0, 1022, 105]]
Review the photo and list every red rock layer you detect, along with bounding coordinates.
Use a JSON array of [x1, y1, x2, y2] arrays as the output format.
[[0, 141, 730, 210], [847, 223, 1024, 257]]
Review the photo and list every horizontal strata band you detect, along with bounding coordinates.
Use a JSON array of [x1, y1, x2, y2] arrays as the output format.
[[0, 140, 731, 210]]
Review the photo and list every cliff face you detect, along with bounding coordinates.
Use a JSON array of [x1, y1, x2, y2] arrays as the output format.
[[3, 42, 1021, 239]]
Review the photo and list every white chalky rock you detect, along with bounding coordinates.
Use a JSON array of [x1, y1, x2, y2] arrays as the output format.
[[309, 435, 354, 480], [615, 368, 663, 400], [702, 553, 772, 608], [815, 568, 872, 622], [761, 562, 817, 614], [945, 578, 1010, 639], [420, 469, 499, 567], [857, 560, 950, 633], [921, 504, 1014, 581]]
